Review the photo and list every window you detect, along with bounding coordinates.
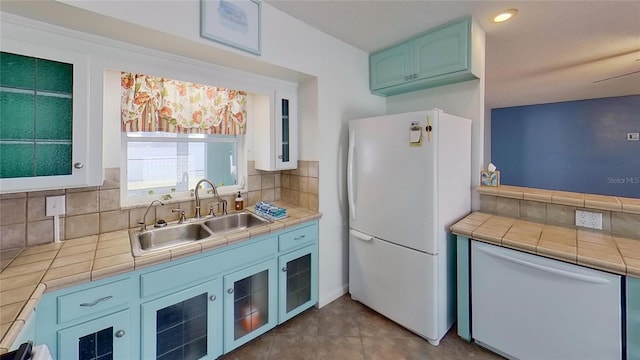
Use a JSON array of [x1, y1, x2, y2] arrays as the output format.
[[124, 132, 243, 200], [120, 71, 247, 205]]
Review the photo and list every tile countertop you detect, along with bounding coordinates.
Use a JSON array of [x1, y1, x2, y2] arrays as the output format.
[[0, 203, 321, 353], [451, 212, 640, 278]]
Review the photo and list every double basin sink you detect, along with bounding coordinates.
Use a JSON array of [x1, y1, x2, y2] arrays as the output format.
[[129, 212, 270, 256]]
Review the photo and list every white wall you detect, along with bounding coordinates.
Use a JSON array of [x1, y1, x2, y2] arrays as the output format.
[[1, 1, 386, 307], [1, 1, 485, 306]]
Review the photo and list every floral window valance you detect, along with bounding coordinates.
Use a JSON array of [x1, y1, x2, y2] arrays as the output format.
[[120, 72, 247, 135]]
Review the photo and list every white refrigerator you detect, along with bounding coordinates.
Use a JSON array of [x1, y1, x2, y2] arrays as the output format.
[[347, 109, 471, 346]]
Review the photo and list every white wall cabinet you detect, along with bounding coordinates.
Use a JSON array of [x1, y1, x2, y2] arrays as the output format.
[[254, 88, 298, 171], [0, 38, 102, 193]]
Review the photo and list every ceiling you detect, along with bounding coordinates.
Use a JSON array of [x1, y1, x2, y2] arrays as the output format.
[[1, 1, 638, 109], [265, 0, 640, 108]]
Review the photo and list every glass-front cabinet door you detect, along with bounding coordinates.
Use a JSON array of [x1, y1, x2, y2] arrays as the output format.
[[57, 310, 130, 360], [278, 245, 319, 323], [274, 89, 297, 170], [141, 278, 222, 360], [223, 259, 277, 352], [0, 39, 99, 193]]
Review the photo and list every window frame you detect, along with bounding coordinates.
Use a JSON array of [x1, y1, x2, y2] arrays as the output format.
[[120, 131, 247, 208]]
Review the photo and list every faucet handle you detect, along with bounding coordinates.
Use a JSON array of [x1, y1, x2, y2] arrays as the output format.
[[172, 209, 187, 224], [220, 199, 228, 215], [208, 204, 216, 217]]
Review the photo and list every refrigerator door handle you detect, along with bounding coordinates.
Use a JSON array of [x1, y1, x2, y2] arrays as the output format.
[[347, 130, 356, 220], [350, 229, 373, 241]]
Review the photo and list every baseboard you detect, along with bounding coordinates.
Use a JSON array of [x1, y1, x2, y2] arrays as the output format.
[[318, 284, 349, 308]]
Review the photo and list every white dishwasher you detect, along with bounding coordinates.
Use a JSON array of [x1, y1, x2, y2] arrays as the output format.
[[471, 241, 622, 360]]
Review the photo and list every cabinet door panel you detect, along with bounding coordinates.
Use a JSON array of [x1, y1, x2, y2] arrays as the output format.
[[275, 90, 298, 170], [370, 42, 412, 90], [413, 19, 469, 80], [224, 259, 277, 352], [141, 278, 222, 360], [0, 39, 100, 192], [58, 309, 130, 360], [278, 244, 318, 323]]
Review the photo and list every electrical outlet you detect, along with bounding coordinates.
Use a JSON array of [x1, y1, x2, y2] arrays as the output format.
[[575, 210, 602, 230], [628, 132, 639, 141], [46, 195, 66, 216]]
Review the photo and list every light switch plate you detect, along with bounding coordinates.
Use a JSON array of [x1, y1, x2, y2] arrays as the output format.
[[46, 195, 66, 216], [575, 210, 602, 230]]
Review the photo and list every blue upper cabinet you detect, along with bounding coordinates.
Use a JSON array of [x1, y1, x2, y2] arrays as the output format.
[[370, 16, 478, 96], [369, 42, 412, 90]]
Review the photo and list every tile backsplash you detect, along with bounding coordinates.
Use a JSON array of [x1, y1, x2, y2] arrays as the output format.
[[0, 161, 319, 251], [479, 192, 640, 238]]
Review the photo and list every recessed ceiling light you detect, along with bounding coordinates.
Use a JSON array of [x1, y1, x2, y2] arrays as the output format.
[[492, 9, 518, 23]]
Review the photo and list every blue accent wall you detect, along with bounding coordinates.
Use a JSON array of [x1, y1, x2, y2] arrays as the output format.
[[491, 95, 640, 198]]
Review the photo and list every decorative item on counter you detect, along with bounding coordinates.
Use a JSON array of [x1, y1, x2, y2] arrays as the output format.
[[235, 192, 244, 211], [255, 201, 287, 220], [481, 163, 500, 186]]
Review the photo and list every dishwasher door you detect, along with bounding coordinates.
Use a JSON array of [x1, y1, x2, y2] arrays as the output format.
[[471, 241, 622, 360]]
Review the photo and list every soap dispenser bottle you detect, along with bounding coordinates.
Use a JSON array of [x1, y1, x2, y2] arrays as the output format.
[[235, 192, 244, 211]]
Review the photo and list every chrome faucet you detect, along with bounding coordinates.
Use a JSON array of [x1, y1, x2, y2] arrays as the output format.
[[194, 178, 219, 219], [139, 200, 164, 231]]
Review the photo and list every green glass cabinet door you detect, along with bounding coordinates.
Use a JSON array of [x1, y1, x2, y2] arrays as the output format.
[[0, 51, 73, 179], [57, 309, 130, 360], [1, 39, 100, 193]]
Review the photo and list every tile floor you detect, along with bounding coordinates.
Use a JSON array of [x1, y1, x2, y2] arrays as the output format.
[[220, 294, 503, 360]]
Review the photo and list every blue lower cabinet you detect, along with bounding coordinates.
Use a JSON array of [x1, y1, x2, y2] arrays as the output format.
[[278, 244, 318, 323], [57, 309, 130, 360], [36, 221, 319, 359], [141, 278, 222, 360], [629, 276, 640, 360], [223, 258, 278, 353]]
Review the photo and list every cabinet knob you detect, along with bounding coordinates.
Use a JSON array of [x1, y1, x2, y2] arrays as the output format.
[[115, 330, 125, 338], [227, 288, 234, 294], [74, 162, 84, 169], [282, 267, 287, 272], [210, 295, 217, 301]]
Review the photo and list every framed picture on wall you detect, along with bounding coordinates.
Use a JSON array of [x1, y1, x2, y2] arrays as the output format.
[[200, 0, 262, 55]]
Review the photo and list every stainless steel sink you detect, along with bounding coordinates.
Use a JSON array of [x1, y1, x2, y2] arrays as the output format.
[[129, 212, 270, 256], [203, 212, 270, 234], [130, 223, 213, 256]]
